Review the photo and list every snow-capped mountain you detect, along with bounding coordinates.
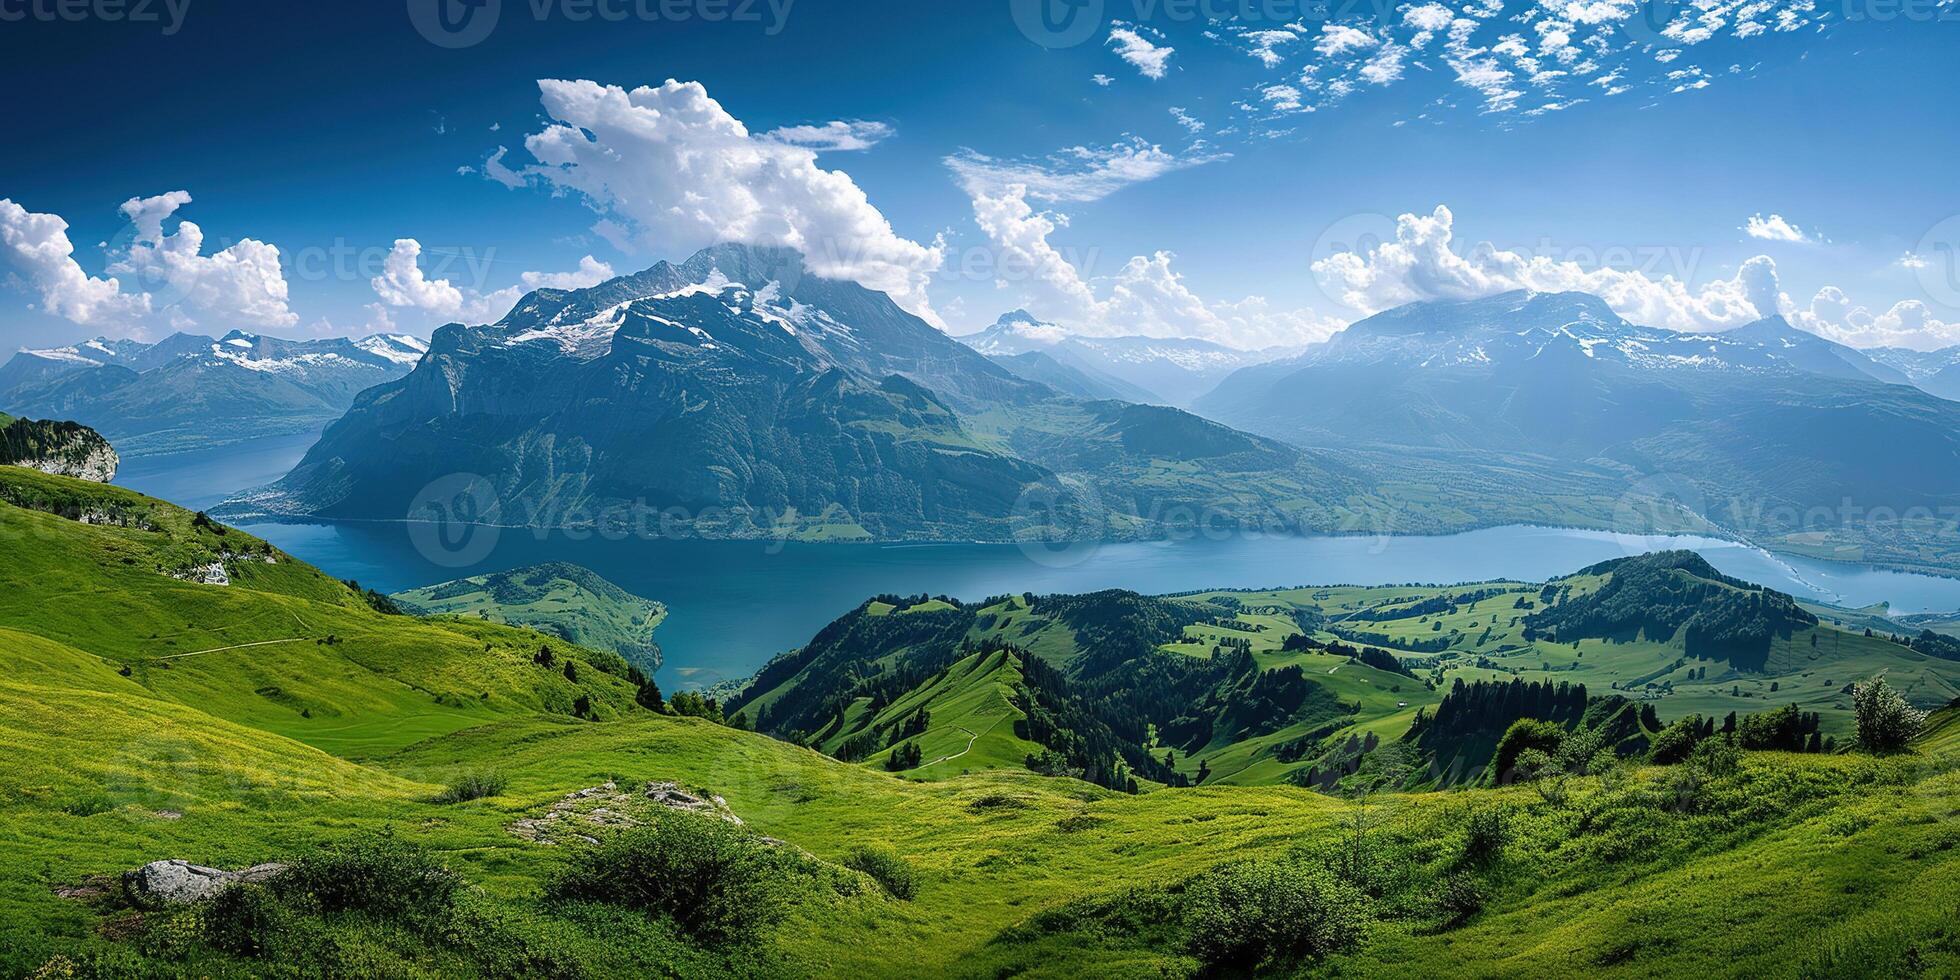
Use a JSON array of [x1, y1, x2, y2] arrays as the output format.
[[1194, 289, 1960, 526], [956, 310, 1287, 409], [0, 329, 424, 456], [1865, 345, 1960, 402], [222, 244, 1341, 540]]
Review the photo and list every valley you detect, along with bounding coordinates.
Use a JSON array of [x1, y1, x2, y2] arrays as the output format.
[[0, 462, 1956, 978]]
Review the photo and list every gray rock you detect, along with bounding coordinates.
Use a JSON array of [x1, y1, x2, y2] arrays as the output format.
[[122, 859, 289, 907]]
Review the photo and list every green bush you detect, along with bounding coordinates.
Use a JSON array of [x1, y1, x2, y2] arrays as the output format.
[[432, 770, 509, 804], [1180, 859, 1370, 971], [1456, 806, 1511, 870], [545, 813, 793, 944], [1648, 717, 1702, 764], [1853, 677, 1927, 754], [277, 832, 462, 924], [844, 846, 918, 900]]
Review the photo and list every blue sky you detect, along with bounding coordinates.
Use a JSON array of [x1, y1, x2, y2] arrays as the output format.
[[1, 0, 1957, 351]]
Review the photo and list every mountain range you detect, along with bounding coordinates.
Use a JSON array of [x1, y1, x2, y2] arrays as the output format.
[[956, 310, 1291, 408], [0, 330, 425, 456], [222, 245, 1357, 541], [1867, 344, 1960, 401], [1193, 291, 1960, 561]]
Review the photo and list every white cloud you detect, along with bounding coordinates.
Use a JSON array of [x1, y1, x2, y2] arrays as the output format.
[[1240, 29, 1300, 67], [1108, 25, 1174, 79], [1360, 43, 1409, 84], [761, 120, 895, 152], [1742, 212, 1811, 243], [1170, 106, 1206, 133], [501, 78, 945, 323], [370, 238, 523, 324], [1311, 204, 1776, 331], [1316, 25, 1380, 57], [0, 198, 148, 326], [1790, 287, 1960, 351], [109, 191, 299, 330], [1093, 73, 1115, 87], [947, 139, 1228, 205], [520, 254, 616, 290], [948, 146, 1335, 348], [1261, 84, 1306, 112], [1897, 252, 1930, 270]]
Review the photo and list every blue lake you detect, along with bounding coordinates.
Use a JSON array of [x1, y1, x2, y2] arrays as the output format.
[[116, 439, 1960, 691]]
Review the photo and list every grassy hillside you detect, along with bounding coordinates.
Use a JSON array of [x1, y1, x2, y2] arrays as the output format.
[[732, 553, 1960, 794], [3, 468, 1957, 977], [393, 561, 667, 673]]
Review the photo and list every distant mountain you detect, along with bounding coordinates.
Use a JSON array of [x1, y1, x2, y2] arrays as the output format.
[[957, 310, 1285, 408], [1196, 290, 1960, 535], [0, 330, 425, 456], [983, 350, 1158, 403], [223, 245, 1354, 541]]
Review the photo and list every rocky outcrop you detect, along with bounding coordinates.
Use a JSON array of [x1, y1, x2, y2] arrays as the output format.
[[508, 780, 748, 846], [121, 859, 289, 907], [0, 417, 119, 482]]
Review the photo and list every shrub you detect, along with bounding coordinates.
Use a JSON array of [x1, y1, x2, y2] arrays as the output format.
[[843, 846, 918, 900], [1648, 717, 1702, 764], [433, 770, 508, 804], [1491, 718, 1565, 782], [1433, 871, 1484, 929], [1853, 677, 1927, 754], [545, 813, 792, 944], [1456, 806, 1511, 870], [1180, 859, 1370, 971], [277, 833, 462, 924]]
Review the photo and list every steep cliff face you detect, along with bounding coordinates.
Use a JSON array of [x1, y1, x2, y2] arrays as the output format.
[[0, 415, 120, 483]]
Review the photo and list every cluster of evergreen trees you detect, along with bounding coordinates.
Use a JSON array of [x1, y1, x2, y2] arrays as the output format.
[[1523, 551, 1816, 669], [1413, 678, 1592, 744]]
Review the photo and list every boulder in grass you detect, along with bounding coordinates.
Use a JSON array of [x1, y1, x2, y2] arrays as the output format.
[[122, 859, 288, 907]]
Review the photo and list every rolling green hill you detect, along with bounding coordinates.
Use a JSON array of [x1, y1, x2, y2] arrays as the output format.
[[2, 467, 1958, 978], [730, 552, 1960, 793], [394, 562, 666, 673]]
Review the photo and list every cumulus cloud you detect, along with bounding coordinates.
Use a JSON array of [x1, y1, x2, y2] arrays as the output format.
[[1311, 204, 1776, 331], [1239, 29, 1301, 67], [0, 197, 147, 326], [1108, 25, 1174, 79], [371, 238, 523, 324], [761, 120, 895, 152], [520, 254, 616, 290], [947, 144, 1337, 348], [1316, 25, 1380, 57], [497, 78, 945, 323], [109, 191, 299, 330], [1789, 287, 1960, 351], [1742, 212, 1812, 243]]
